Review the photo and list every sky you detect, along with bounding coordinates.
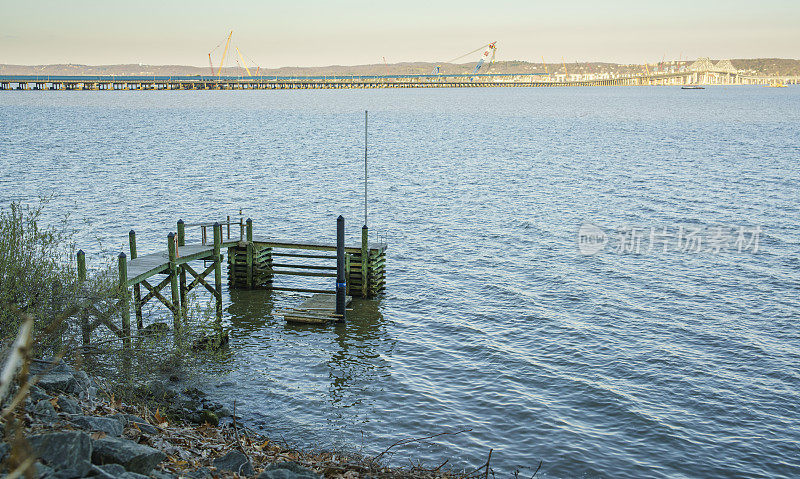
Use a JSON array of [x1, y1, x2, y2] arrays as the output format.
[[1, 0, 798, 67]]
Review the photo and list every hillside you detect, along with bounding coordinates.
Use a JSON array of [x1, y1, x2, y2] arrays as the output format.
[[1, 58, 798, 77]]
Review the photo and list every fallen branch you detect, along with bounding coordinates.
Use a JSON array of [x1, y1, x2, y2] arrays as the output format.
[[371, 428, 472, 463]]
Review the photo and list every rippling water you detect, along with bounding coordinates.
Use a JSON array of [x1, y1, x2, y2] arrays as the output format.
[[2, 87, 799, 478]]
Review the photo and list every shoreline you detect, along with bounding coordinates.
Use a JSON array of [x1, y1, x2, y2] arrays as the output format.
[[1, 359, 481, 479]]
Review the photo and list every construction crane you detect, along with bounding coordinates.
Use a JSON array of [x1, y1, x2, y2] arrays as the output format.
[[432, 42, 498, 75], [208, 31, 233, 77], [236, 47, 252, 76], [541, 56, 549, 75], [562, 56, 568, 77]]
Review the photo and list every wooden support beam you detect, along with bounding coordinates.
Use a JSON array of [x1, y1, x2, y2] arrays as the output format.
[[118, 253, 130, 348], [129, 230, 143, 330], [246, 218, 253, 289], [361, 225, 369, 298], [140, 277, 175, 312], [177, 220, 187, 317], [77, 250, 90, 345], [213, 223, 223, 318], [184, 263, 216, 296], [167, 233, 181, 329]]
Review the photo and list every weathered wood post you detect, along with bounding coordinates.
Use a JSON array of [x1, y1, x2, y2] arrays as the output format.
[[227, 215, 231, 240], [129, 230, 143, 330], [213, 223, 223, 319], [336, 216, 346, 322], [246, 218, 254, 289], [77, 250, 90, 345], [177, 220, 187, 319], [117, 252, 130, 348], [167, 232, 181, 330], [361, 225, 369, 298]]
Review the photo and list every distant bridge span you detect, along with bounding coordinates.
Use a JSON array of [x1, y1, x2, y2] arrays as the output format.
[[1, 71, 797, 91]]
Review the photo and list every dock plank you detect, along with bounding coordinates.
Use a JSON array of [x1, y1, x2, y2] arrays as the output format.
[[284, 293, 352, 324]]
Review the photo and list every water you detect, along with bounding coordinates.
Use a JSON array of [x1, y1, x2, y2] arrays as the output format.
[[2, 87, 799, 478]]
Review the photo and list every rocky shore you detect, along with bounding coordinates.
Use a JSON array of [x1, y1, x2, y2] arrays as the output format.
[[1, 360, 461, 479]]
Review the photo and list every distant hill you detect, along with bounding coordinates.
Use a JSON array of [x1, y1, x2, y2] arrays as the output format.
[[2, 58, 798, 77]]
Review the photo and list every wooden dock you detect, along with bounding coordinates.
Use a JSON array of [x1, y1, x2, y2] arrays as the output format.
[[77, 217, 386, 346]]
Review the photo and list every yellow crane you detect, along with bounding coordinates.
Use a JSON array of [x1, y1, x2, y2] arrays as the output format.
[[562, 56, 568, 77], [235, 47, 253, 77], [541, 56, 549, 75], [216, 31, 233, 77]]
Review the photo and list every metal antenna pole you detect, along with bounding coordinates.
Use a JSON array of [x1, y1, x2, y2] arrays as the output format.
[[364, 110, 368, 228]]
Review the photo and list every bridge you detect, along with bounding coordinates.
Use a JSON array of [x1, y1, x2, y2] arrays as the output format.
[[1, 59, 797, 91]]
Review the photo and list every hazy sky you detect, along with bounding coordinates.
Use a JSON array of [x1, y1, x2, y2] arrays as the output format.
[[1, 0, 798, 67]]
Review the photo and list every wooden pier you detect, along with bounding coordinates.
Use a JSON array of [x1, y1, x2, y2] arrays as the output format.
[[78, 218, 386, 344]]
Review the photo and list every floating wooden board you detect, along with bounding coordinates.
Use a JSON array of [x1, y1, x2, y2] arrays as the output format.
[[284, 293, 352, 324]]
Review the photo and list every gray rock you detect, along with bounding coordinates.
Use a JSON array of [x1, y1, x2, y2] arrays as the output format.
[[112, 413, 158, 435], [56, 396, 81, 415], [28, 431, 92, 478], [37, 372, 78, 394], [91, 437, 166, 475], [30, 385, 50, 402], [149, 471, 178, 479], [33, 399, 58, 421], [186, 467, 213, 479], [73, 370, 91, 390], [72, 415, 124, 436], [212, 450, 254, 476], [0, 441, 10, 464], [91, 463, 127, 477], [216, 406, 232, 418], [258, 462, 322, 479], [35, 461, 55, 478], [29, 359, 72, 376], [90, 463, 150, 479]]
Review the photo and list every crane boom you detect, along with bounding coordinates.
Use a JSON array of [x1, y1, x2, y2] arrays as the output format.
[[562, 56, 568, 76], [235, 47, 253, 76], [541, 56, 549, 75], [216, 30, 233, 77]]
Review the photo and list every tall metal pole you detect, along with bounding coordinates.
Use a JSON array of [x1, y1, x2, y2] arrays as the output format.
[[364, 110, 368, 228], [336, 215, 346, 322]]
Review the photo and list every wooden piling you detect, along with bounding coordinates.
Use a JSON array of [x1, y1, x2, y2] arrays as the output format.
[[118, 252, 130, 348], [336, 216, 346, 322], [361, 225, 369, 298], [177, 220, 187, 319], [129, 230, 143, 330], [77, 250, 89, 345], [246, 218, 254, 289], [167, 233, 181, 329], [213, 223, 223, 317]]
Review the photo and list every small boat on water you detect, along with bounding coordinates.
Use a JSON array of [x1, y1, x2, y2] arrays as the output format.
[[681, 85, 705, 90], [764, 82, 787, 88]]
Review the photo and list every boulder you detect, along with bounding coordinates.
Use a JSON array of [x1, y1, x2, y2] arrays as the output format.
[[35, 462, 55, 478], [212, 450, 254, 476], [90, 463, 150, 479], [29, 385, 50, 403], [56, 396, 81, 415], [32, 399, 57, 421], [73, 370, 91, 391], [36, 372, 78, 394], [186, 467, 213, 479], [258, 462, 322, 479], [112, 413, 159, 435], [28, 431, 92, 478], [150, 470, 178, 479], [71, 415, 124, 436], [91, 437, 166, 475]]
